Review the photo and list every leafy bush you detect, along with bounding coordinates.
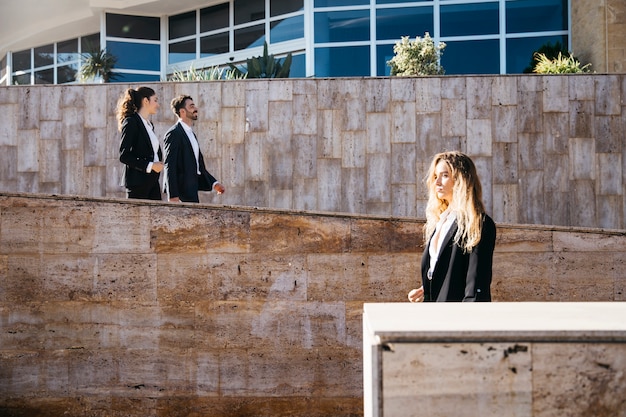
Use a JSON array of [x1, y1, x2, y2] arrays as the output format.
[[387, 33, 446, 76], [533, 52, 592, 74], [229, 42, 292, 79], [523, 41, 570, 73], [77, 48, 117, 83], [168, 65, 245, 81]]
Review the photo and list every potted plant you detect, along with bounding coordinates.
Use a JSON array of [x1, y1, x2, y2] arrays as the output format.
[[77, 48, 117, 83]]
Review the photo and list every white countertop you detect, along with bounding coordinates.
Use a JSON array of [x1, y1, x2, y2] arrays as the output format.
[[363, 302, 626, 343]]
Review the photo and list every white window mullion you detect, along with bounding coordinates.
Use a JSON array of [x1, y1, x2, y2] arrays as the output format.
[[499, 0, 506, 74]]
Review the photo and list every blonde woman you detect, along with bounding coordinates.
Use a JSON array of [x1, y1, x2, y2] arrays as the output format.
[[408, 151, 496, 302]]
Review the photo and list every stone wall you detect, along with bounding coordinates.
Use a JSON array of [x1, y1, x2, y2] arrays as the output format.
[[1, 193, 625, 417], [0, 75, 624, 230], [572, 0, 626, 73]]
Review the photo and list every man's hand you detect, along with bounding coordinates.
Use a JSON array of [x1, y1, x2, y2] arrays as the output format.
[[214, 182, 225, 194]]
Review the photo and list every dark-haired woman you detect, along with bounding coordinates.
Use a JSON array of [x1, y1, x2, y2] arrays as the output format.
[[116, 86, 164, 200]]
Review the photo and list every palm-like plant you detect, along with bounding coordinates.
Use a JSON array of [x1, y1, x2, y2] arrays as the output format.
[[229, 42, 292, 79], [77, 48, 117, 83]]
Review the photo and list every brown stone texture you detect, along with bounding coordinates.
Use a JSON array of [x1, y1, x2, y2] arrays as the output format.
[[1, 75, 625, 229], [1, 194, 625, 416]]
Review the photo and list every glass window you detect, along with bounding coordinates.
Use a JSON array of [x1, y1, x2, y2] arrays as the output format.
[[270, 15, 305, 43], [315, 10, 370, 43], [235, 0, 265, 25], [81, 33, 100, 52], [506, 34, 568, 73], [35, 68, 54, 84], [13, 73, 31, 85], [57, 39, 78, 64], [0, 55, 6, 79], [106, 13, 160, 40], [376, 44, 395, 76], [170, 11, 196, 40], [57, 64, 78, 84], [315, 0, 369, 6], [34, 44, 54, 67], [169, 40, 197, 64], [108, 41, 160, 71], [506, 0, 567, 33], [376, 7, 433, 40], [289, 53, 306, 77], [315, 46, 370, 77], [441, 2, 499, 37], [113, 73, 160, 83], [201, 3, 230, 32], [441, 39, 500, 74], [377, 0, 429, 3], [234, 24, 265, 50], [201, 32, 230, 57], [271, 0, 304, 17], [13, 50, 31, 72]]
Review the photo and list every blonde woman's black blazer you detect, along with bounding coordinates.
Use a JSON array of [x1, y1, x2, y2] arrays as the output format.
[[119, 113, 162, 190], [421, 214, 496, 302]]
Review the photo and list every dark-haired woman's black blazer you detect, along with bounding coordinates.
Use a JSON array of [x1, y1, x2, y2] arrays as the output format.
[[421, 214, 496, 302], [119, 113, 162, 194]]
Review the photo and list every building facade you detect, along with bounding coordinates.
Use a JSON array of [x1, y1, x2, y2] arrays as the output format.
[[2, 0, 622, 85]]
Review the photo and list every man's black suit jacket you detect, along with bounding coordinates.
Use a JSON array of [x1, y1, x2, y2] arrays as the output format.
[[163, 122, 217, 203], [421, 214, 496, 302], [119, 113, 162, 190]]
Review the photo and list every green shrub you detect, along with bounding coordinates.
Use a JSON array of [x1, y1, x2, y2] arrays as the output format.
[[533, 52, 592, 74], [229, 42, 292, 79], [168, 65, 245, 81], [387, 33, 446, 76]]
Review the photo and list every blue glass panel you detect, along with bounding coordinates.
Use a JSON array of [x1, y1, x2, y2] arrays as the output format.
[[110, 73, 160, 83], [169, 11, 196, 40], [271, 0, 303, 17], [201, 3, 229, 32], [169, 40, 196, 64], [377, 0, 428, 3], [315, 10, 370, 43], [35, 68, 54, 84], [235, 0, 265, 25], [376, 44, 395, 76], [314, 46, 370, 77], [0, 55, 7, 79], [376, 7, 433, 40], [441, 2, 499, 37], [106, 13, 160, 40], [234, 24, 265, 50], [13, 73, 31, 85], [200, 32, 229, 58], [441, 39, 500, 75], [288, 53, 306, 77], [315, 0, 368, 6], [107, 41, 160, 71], [34, 44, 54, 68], [81, 34, 100, 53], [270, 15, 305, 43], [57, 64, 78, 84], [57, 39, 78, 64], [506, 35, 568, 73], [13, 50, 31, 72], [506, 0, 567, 33]]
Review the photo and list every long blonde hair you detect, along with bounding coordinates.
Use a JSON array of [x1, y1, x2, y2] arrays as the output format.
[[424, 151, 485, 253]]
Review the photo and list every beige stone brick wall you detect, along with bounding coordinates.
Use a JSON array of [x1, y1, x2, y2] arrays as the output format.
[[572, 0, 626, 73], [0, 193, 624, 416], [0, 75, 624, 229]]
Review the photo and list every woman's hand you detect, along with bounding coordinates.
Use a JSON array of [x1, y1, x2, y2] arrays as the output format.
[[408, 286, 424, 303], [152, 161, 164, 173]]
